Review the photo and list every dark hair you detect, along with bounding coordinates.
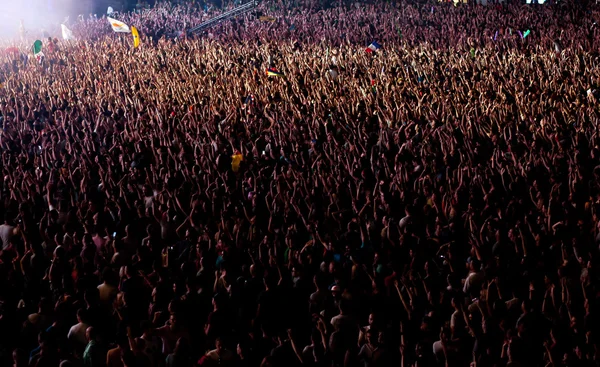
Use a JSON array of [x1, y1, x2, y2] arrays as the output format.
[[174, 337, 190, 356], [213, 293, 226, 309], [116, 333, 129, 348], [122, 350, 136, 367], [77, 308, 87, 323], [522, 299, 533, 312], [54, 246, 66, 259], [13, 348, 27, 362], [141, 320, 153, 332], [38, 330, 49, 343], [87, 327, 97, 340], [339, 298, 351, 314], [102, 268, 117, 285]]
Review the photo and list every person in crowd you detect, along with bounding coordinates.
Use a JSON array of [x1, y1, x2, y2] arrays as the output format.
[[83, 327, 106, 367]]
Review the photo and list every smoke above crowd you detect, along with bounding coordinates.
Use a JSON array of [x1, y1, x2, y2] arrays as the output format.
[[0, 0, 102, 40]]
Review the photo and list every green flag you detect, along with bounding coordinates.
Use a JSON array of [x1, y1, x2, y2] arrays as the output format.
[[470, 48, 475, 58], [523, 29, 531, 38], [32, 40, 44, 63], [32, 40, 42, 55]]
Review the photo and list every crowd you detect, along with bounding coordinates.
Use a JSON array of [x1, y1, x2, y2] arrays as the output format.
[[1, 0, 600, 366]]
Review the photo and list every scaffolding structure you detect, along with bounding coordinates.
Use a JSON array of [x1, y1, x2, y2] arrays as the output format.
[[187, 1, 259, 35]]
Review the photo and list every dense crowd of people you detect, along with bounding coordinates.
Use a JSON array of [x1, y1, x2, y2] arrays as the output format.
[[1, 0, 600, 366]]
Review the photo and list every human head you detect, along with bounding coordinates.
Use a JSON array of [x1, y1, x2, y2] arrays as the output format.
[[76, 308, 87, 324], [215, 338, 223, 352], [12, 349, 27, 365], [174, 337, 189, 356], [121, 350, 136, 367], [86, 327, 96, 342], [116, 333, 129, 349]]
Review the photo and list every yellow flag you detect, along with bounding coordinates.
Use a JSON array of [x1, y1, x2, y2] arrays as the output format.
[[259, 16, 276, 22], [131, 26, 140, 48], [231, 153, 243, 172]]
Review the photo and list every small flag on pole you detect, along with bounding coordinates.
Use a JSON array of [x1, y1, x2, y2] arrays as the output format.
[[365, 41, 381, 53], [107, 17, 131, 33], [522, 29, 531, 38], [32, 40, 44, 63], [554, 41, 562, 53], [32, 40, 42, 54], [266, 68, 284, 77], [131, 26, 140, 48], [61, 24, 75, 40]]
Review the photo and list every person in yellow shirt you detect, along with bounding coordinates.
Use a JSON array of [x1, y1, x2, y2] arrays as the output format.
[[231, 151, 243, 173]]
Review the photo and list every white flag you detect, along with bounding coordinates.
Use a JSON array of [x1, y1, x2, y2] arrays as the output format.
[[61, 24, 75, 40], [34, 51, 44, 64], [107, 17, 130, 33], [107, 6, 114, 15], [328, 69, 338, 79], [554, 41, 562, 53]]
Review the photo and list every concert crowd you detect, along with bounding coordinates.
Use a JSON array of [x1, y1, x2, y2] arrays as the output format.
[[1, 0, 600, 366]]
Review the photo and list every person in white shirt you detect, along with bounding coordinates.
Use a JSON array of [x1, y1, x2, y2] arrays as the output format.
[[399, 205, 414, 231], [358, 329, 379, 367], [358, 313, 377, 345], [0, 216, 17, 250], [330, 299, 358, 333], [67, 309, 90, 355], [98, 269, 118, 306], [140, 321, 162, 359], [204, 338, 234, 364], [463, 259, 484, 298]]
